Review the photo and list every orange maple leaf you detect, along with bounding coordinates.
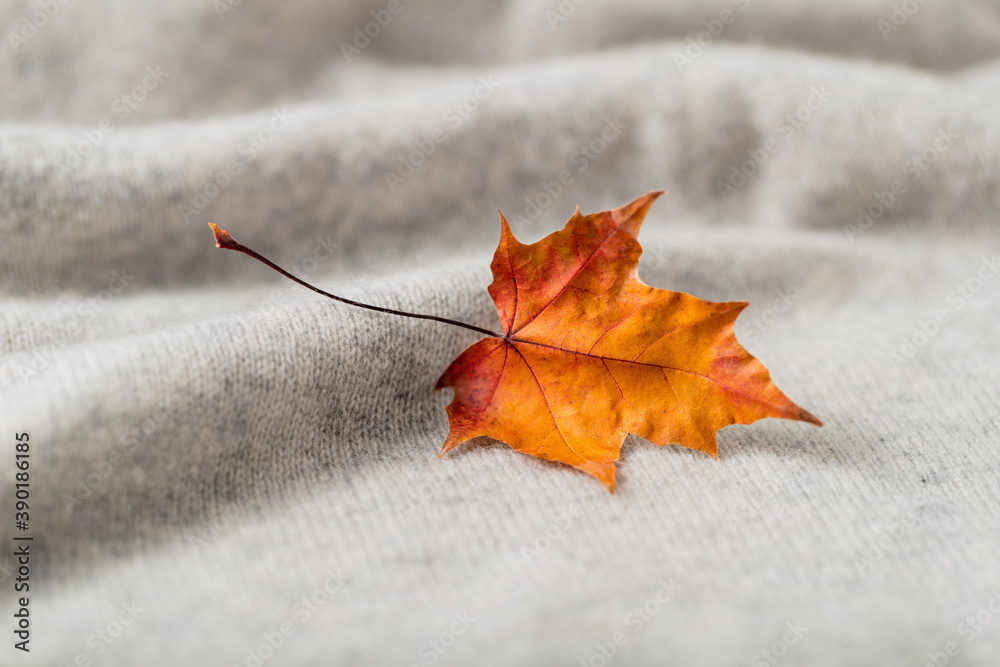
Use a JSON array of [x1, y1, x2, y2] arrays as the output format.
[[436, 191, 821, 492]]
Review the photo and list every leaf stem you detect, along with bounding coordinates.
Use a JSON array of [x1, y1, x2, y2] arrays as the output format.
[[208, 223, 501, 338]]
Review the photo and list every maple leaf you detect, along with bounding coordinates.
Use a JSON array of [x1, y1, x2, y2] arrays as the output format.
[[435, 192, 821, 492], [209, 192, 820, 493]]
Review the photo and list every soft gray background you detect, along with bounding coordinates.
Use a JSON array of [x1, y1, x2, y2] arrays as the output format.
[[2, 1, 1000, 665]]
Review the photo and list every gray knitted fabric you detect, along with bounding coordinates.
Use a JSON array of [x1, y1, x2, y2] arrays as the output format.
[[2, 1, 1000, 665]]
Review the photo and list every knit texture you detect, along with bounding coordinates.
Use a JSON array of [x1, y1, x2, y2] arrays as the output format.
[[2, 1, 1000, 665]]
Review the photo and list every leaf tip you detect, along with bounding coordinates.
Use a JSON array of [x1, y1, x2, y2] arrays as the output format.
[[498, 211, 517, 242], [438, 438, 461, 458], [799, 408, 823, 427], [617, 191, 667, 237], [577, 460, 617, 493]]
